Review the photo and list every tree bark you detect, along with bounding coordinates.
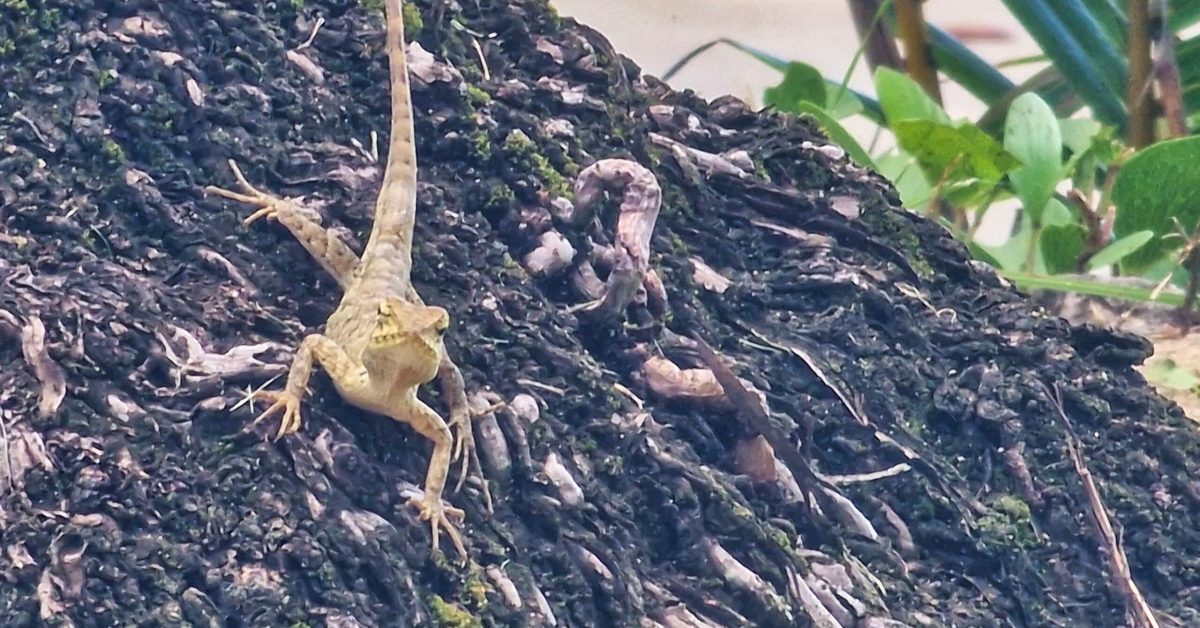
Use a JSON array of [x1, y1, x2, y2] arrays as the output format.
[[1, 1, 1197, 626]]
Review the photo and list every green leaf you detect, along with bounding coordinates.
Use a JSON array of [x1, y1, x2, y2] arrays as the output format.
[[998, 270, 1187, 306], [1040, 224, 1085, 274], [1059, 118, 1103, 154], [1061, 122, 1119, 194], [1112, 137, 1200, 271], [764, 63, 827, 113], [1000, 0, 1127, 128], [874, 151, 933, 209], [942, 179, 1004, 208], [824, 82, 863, 119], [1004, 93, 1063, 223], [1144, 359, 1200, 392], [984, 214, 1036, 271], [874, 67, 950, 125], [893, 120, 1022, 184], [791, 102, 875, 168], [967, 240, 1004, 267], [1086, 230, 1154, 270], [663, 38, 787, 79], [661, 38, 884, 124], [1169, 0, 1200, 30], [1042, 198, 1074, 226], [1080, 0, 1127, 49], [1048, 0, 1128, 94], [925, 24, 1015, 105]]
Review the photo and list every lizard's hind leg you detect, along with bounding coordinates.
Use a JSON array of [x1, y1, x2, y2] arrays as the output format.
[[399, 397, 468, 558], [205, 159, 360, 287]]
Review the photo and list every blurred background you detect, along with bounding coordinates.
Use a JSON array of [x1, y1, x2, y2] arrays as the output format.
[[550, 0, 1041, 246], [550, 1, 1037, 135]]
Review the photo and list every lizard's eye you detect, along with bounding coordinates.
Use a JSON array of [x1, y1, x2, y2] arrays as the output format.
[[435, 315, 449, 333]]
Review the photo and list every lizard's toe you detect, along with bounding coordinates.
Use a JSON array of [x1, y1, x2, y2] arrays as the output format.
[[242, 202, 281, 226], [409, 495, 467, 558], [250, 390, 304, 440]]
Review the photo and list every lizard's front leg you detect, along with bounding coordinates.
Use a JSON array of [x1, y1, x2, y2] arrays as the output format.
[[436, 354, 472, 473], [399, 396, 468, 558], [255, 334, 369, 440], [436, 354, 498, 513], [205, 159, 360, 288]]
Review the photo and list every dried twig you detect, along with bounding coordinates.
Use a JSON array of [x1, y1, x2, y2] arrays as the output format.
[[690, 334, 837, 504], [747, 328, 867, 426], [20, 315, 66, 417], [570, 159, 667, 319], [1044, 382, 1160, 628]]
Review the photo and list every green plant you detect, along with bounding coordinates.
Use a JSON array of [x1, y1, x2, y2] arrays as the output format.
[[666, 0, 1200, 312]]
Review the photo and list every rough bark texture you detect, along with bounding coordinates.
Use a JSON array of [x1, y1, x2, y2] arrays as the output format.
[[2, 1, 1199, 626]]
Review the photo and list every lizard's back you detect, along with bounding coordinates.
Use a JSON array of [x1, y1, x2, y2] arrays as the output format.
[[324, 0, 420, 356]]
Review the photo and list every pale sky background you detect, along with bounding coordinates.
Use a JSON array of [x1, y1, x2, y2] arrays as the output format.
[[549, 0, 1041, 243]]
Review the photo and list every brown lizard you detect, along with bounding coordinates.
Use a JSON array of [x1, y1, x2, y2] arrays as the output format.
[[204, 0, 478, 558]]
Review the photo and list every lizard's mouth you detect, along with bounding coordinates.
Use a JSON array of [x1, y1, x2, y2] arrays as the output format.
[[369, 329, 407, 346]]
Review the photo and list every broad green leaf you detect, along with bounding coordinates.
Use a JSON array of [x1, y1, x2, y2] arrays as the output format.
[[764, 63, 826, 113], [825, 83, 863, 119], [984, 214, 1036, 272], [943, 179, 1003, 209], [874, 151, 932, 209], [893, 120, 1022, 184], [1005, 93, 1062, 222], [874, 67, 950, 125], [1086, 230, 1153, 270], [1040, 223, 1085, 274], [1042, 198, 1074, 227], [791, 102, 875, 168], [1112, 137, 1200, 271], [1141, 256, 1184, 285], [1061, 122, 1119, 193], [1058, 118, 1102, 157], [1144, 359, 1200, 392]]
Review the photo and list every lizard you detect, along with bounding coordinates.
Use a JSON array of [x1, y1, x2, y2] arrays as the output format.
[[204, 0, 480, 558]]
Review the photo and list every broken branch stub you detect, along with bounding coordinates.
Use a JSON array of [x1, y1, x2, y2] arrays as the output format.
[[570, 158, 668, 319]]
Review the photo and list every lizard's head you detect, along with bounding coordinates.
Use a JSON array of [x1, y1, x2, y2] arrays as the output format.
[[365, 298, 448, 384]]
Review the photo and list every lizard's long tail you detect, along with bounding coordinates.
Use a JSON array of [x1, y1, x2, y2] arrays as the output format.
[[359, 0, 418, 283], [381, 0, 416, 192]]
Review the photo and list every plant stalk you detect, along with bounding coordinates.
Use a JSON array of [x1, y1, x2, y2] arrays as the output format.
[[1126, 0, 1155, 147], [893, 0, 943, 104], [846, 0, 904, 73], [1150, 0, 1187, 137]]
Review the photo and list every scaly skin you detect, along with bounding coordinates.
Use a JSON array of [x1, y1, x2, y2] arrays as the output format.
[[205, 0, 479, 558]]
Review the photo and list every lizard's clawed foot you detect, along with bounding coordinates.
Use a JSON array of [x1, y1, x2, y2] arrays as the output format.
[[450, 400, 505, 512], [450, 419, 474, 490], [409, 494, 467, 559], [204, 159, 295, 226], [251, 389, 304, 441]]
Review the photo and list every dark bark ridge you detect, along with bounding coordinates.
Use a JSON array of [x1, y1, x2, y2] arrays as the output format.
[[1, 1, 1198, 626]]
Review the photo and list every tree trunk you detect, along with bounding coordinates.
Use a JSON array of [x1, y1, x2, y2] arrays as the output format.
[[1, 1, 1197, 626]]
